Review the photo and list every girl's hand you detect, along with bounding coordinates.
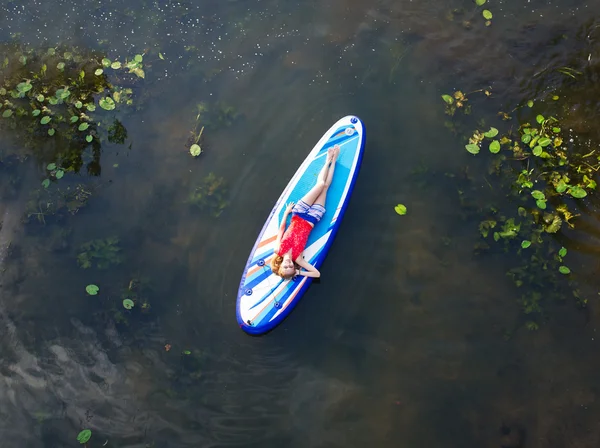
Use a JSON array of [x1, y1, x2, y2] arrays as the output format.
[[285, 202, 295, 214]]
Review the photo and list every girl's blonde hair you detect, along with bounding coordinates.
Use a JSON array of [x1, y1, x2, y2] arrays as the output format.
[[270, 255, 296, 279]]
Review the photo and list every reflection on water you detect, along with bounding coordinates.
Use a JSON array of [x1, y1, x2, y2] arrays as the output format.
[[1, 0, 600, 447]]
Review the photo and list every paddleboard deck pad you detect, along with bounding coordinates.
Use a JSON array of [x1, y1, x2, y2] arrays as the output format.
[[236, 115, 365, 335]]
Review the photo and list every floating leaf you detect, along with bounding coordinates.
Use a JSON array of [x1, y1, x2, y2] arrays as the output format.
[[483, 127, 499, 138], [55, 169, 64, 179], [19, 55, 27, 65], [465, 143, 480, 154], [544, 214, 562, 233], [70, 116, 79, 123], [47, 163, 56, 170], [559, 247, 567, 257], [568, 186, 587, 198], [86, 135, 93, 143], [48, 128, 55, 136], [123, 298, 135, 309], [558, 266, 571, 275], [134, 54, 143, 62], [99, 97, 116, 110], [16, 82, 32, 93], [159, 52, 165, 60], [475, 0, 486, 5], [521, 240, 531, 249], [489, 140, 500, 153], [85, 103, 96, 112], [2, 109, 13, 118], [536, 199, 547, 210], [36, 94, 44, 102], [482, 9, 493, 19], [94, 68, 103, 76], [131, 67, 145, 78], [532, 145, 542, 156], [556, 180, 568, 193], [57, 62, 65, 70], [183, 350, 191, 355], [102, 58, 111, 67], [536, 114, 545, 124], [441, 94, 454, 104], [86, 284, 99, 295], [531, 190, 545, 200], [77, 429, 92, 444], [552, 127, 561, 133], [538, 137, 552, 147], [527, 100, 534, 108], [111, 61, 122, 69], [42, 179, 50, 188], [78, 122, 89, 131], [394, 204, 407, 215], [32, 109, 40, 117], [55, 88, 70, 100], [190, 144, 202, 157], [40, 116, 51, 125], [521, 134, 532, 144]]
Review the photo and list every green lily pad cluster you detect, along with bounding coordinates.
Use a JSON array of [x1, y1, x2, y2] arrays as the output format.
[[449, 92, 597, 327], [0, 44, 142, 171]]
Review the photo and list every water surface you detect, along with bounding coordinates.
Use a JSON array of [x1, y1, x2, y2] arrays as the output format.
[[1, 1, 600, 447]]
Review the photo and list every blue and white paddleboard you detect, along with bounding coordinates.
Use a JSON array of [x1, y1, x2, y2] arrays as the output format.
[[236, 115, 366, 335]]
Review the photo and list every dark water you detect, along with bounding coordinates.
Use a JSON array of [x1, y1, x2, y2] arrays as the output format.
[[1, 0, 600, 447]]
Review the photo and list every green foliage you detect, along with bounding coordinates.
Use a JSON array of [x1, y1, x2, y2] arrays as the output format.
[[77, 237, 122, 269], [188, 172, 229, 218], [0, 43, 141, 172], [25, 183, 93, 224], [447, 91, 595, 327], [86, 284, 99, 295], [394, 204, 407, 215], [77, 429, 92, 444]]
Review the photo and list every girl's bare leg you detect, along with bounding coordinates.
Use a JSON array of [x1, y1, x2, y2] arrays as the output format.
[[297, 146, 337, 206], [313, 145, 339, 208]]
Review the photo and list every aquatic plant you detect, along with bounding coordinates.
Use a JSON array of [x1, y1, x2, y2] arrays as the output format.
[[76, 429, 91, 444], [188, 172, 229, 218], [185, 101, 239, 156], [77, 237, 122, 269], [443, 89, 597, 326], [394, 204, 407, 215], [0, 44, 142, 173], [85, 284, 99, 295], [25, 182, 93, 224]]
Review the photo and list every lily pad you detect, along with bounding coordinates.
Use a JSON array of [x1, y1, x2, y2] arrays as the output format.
[[394, 204, 407, 215], [77, 429, 92, 444], [78, 122, 89, 131], [190, 144, 202, 157], [86, 284, 99, 295], [483, 127, 498, 138], [521, 240, 531, 249], [489, 140, 500, 153], [99, 97, 116, 111], [482, 9, 493, 19], [123, 298, 135, 309], [558, 266, 571, 275], [465, 143, 480, 154]]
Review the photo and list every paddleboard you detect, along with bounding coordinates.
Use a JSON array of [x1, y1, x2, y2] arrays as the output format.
[[236, 115, 366, 335]]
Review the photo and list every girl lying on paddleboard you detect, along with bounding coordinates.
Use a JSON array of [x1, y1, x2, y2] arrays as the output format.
[[270, 144, 340, 279]]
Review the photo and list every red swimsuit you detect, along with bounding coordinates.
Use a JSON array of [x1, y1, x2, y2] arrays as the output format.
[[276, 215, 313, 260]]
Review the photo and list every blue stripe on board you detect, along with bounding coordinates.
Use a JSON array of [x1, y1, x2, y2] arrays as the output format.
[[243, 268, 272, 291], [248, 277, 285, 310], [251, 247, 274, 264]]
